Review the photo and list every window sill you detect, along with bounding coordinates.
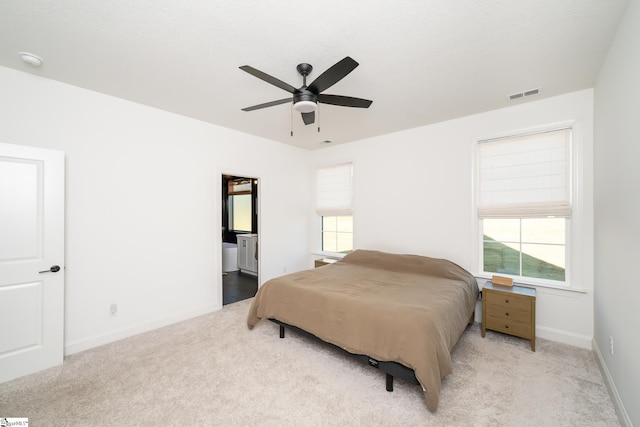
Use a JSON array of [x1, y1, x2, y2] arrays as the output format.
[[474, 274, 588, 294]]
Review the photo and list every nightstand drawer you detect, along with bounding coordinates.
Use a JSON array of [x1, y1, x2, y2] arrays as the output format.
[[484, 306, 530, 323], [485, 315, 532, 338], [485, 291, 531, 311]]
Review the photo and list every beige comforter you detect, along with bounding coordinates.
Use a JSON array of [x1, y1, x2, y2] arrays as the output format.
[[247, 249, 479, 412]]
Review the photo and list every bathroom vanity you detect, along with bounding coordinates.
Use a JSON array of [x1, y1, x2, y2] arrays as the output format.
[[237, 234, 258, 276]]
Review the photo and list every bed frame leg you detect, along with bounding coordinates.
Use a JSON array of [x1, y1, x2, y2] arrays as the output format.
[[279, 325, 285, 339], [386, 373, 394, 392]]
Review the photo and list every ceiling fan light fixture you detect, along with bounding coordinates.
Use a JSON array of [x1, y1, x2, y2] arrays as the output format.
[[293, 100, 317, 113]]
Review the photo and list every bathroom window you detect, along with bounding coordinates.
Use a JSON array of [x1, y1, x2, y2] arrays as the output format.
[[228, 178, 252, 232], [229, 194, 252, 232]]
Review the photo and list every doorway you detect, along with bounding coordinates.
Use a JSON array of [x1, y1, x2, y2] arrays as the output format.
[[222, 174, 258, 305]]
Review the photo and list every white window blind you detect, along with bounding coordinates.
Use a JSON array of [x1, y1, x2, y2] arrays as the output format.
[[316, 163, 353, 216], [477, 128, 571, 218]]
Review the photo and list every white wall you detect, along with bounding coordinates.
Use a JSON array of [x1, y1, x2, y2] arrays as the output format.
[[594, 0, 640, 424], [311, 89, 595, 349], [0, 66, 311, 354]]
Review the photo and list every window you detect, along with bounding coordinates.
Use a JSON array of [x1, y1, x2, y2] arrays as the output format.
[[483, 218, 566, 281], [229, 194, 251, 232], [228, 179, 252, 232], [322, 216, 353, 253], [477, 128, 571, 284], [316, 163, 353, 253]]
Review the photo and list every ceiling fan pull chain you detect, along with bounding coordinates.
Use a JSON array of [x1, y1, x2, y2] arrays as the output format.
[[290, 103, 294, 137], [317, 105, 320, 133]]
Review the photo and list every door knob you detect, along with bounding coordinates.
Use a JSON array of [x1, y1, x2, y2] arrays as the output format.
[[39, 265, 61, 273]]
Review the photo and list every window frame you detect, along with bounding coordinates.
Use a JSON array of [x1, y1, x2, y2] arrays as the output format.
[[472, 122, 582, 290]]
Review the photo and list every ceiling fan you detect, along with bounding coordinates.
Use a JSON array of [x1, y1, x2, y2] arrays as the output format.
[[239, 56, 373, 125]]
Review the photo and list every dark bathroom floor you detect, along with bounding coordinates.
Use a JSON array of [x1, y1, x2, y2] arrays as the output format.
[[222, 270, 258, 305]]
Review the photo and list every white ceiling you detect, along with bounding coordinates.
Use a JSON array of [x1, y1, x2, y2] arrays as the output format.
[[0, 0, 629, 150]]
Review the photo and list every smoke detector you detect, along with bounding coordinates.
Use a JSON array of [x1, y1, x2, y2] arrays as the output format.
[[19, 52, 43, 67]]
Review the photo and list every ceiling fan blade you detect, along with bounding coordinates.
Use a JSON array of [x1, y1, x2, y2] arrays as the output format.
[[301, 111, 315, 125], [241, 98, 291, 112], [307, 57, 359, 94], [317, 94, 372, 108], [239, 65, 297, 94]]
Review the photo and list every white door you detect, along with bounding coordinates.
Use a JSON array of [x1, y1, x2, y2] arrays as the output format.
[[0, 143, 65, 383]]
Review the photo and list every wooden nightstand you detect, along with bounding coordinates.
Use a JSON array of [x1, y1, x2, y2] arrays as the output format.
[[314, 258, 337, 268], [482, 281, 536, 351]]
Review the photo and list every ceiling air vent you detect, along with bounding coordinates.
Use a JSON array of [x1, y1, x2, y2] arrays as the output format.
[[509, 88, 541, 101]]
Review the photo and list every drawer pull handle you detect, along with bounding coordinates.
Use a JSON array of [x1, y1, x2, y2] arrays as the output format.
[[505, 299, 510, 303], [505, 312, 510, 316], [505, 325, 509, 329]]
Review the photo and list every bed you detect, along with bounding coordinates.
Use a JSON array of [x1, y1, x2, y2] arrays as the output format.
[[246, 249, 479, 412]]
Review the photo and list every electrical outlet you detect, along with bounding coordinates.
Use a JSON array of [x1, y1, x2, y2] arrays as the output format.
[[609, 336, 614, 355], [110, 303, 118, 317]]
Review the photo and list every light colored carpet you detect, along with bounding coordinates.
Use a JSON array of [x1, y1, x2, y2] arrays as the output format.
[[1, 298, 620, 426]]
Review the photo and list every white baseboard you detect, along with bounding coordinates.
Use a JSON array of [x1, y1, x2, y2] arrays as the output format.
[[593, 340, 632, 427], [475, 301, 593, 349], [536, 325, 592, 349], [64, 304, 220, 355]]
